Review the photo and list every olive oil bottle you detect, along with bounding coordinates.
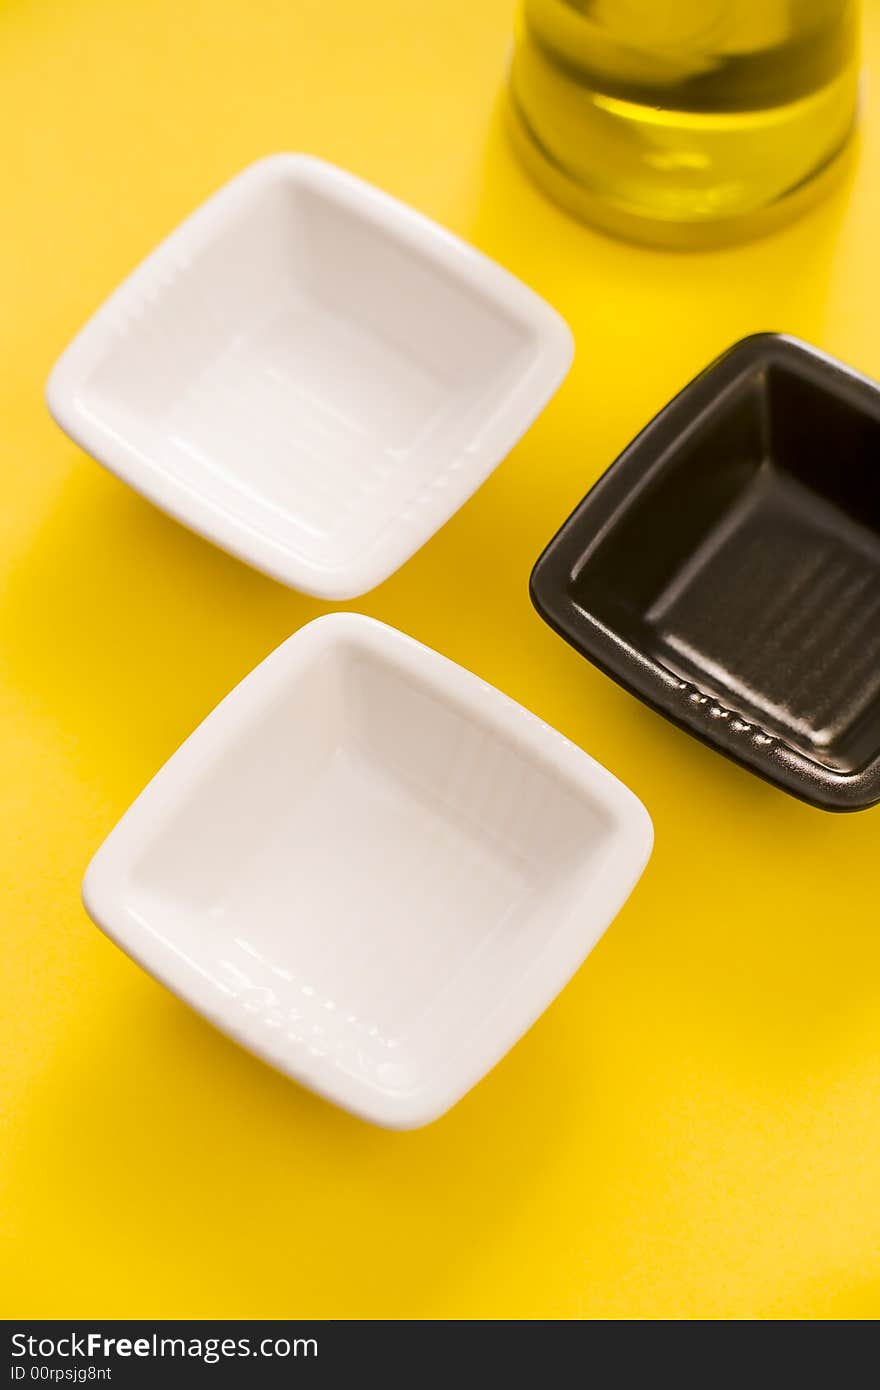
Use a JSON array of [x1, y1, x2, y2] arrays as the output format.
[[509, 1, 860, 246]]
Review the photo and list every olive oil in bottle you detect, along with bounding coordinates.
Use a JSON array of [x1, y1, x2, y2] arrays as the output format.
[[509, 0, 860, 246]]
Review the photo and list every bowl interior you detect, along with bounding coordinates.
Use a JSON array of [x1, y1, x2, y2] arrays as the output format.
[[127, 635, 612, 1093], [572, 357, 880, 773], [80, 173, 536, 570]]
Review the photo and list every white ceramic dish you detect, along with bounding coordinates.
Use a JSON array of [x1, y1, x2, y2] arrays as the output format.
[[83, 613, 652, 1129], [46, 154, 574, 599]]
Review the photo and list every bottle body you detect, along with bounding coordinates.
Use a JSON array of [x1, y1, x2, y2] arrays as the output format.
[[509, 1, 860, 246]]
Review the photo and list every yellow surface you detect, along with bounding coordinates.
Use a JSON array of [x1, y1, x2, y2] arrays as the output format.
[[2, 0, 879, 1322]]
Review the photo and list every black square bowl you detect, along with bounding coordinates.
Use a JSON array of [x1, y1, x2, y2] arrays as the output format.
[[531, 334, 880, 812]]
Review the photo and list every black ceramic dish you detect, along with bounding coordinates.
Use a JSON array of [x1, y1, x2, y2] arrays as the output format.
[[531, 334, 880, 811]]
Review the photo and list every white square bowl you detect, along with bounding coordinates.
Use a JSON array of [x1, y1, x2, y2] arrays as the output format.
[[83, 614, 652, 1129], [46, 155, 574, 599]]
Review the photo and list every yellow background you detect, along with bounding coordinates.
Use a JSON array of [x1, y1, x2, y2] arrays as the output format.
[[2, 0, 879, 1321]]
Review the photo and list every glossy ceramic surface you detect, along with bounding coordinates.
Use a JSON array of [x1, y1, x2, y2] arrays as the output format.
[[82, 613, 652, 1129], [531, 334, 880, 811], [47, 155, 574, 599]]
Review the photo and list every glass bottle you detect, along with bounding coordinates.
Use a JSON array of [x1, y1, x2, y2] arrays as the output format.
[[508, 0, 861, 246]]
